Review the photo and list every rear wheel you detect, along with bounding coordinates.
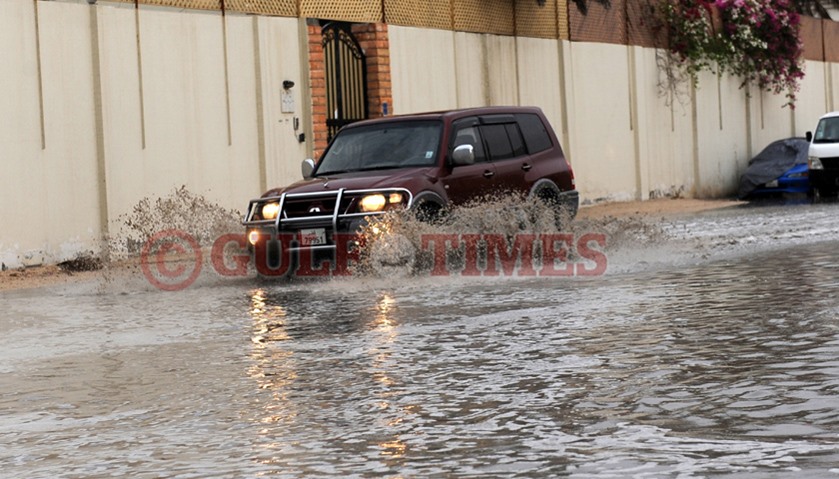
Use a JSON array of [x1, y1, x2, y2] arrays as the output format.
[[530, 181, 568, 230]]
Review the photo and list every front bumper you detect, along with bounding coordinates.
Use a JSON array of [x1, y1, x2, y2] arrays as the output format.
[[242, 187, 413, 259], [748, 176, 810, 197]]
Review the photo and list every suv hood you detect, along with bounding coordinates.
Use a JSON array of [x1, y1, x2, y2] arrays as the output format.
[[262, 167, 437, 197]]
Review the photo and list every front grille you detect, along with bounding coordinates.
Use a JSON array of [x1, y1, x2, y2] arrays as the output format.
[[282, 196, 339, 218]]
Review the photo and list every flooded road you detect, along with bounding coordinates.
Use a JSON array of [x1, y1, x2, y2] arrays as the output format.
[[3, 202, 839, 478]]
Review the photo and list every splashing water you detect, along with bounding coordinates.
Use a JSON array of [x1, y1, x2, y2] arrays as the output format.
[[355, 194, 667, 278], [109, 185, 242, 256]]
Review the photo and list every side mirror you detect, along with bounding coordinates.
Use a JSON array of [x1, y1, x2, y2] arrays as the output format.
[[451, 144, 475, 166], [301, 158, 316, 179], [806, 131, 813, 142]]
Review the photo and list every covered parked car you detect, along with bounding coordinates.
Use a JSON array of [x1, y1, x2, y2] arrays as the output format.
[[738, 138, 810, 200], [242, 106, 578, 275]]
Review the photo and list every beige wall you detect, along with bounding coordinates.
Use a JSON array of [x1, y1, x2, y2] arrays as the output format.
[[516, 37, 565, 146], [795, 61, 831, 135], [389, 26, 457, 112], [1, 0, 102, 268], [692, 70, 750, 197], [566, 42, 638, 201], [1, 0, 307, 268], [632, 47, 695, 200], [2, 3, 839, 268], [98, 7, 305, 236], [389, 26, 839, 202], [453, 32, 486, 108], [255, 15, 309, 192]]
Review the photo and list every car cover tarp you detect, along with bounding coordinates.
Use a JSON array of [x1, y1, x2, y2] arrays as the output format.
[[738, 137, 809, 199]]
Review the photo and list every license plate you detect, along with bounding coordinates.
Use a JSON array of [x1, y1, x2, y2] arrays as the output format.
[[765, 179, 779, 188], [299, 228, 326, 246]]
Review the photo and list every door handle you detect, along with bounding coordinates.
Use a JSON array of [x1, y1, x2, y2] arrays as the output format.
[[483, 170, 495, 178], [521, 163, 532, 171]]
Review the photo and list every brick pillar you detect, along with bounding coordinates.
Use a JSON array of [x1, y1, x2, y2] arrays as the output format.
[[353, 23, 393, 120], [308, 24, 328, 160]]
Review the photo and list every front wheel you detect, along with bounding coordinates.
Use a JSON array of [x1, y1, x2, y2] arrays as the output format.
[[253, 239, 296, 280], [413, 201, 446, 224]]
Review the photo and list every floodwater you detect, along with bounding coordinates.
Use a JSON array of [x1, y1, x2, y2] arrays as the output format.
[[3, 201, 839, 478]]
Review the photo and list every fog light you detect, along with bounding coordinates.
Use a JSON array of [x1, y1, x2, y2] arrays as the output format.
[[247, 230, 260, 245]]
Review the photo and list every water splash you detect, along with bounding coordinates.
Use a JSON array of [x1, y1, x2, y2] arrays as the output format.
[[355, 194, 667, 278], [109, 185, 241, 256]]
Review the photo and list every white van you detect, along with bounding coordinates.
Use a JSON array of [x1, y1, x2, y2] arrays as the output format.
[[806, 111, 839, 199]]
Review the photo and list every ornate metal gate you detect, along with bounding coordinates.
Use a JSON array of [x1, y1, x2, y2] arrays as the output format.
[[322, 22, 369, 142]]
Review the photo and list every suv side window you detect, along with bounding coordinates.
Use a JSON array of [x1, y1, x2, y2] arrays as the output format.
[[505, 123, 526, 157], [515, 113, 553, 153], [481, 124, 515, 161], [479, 123, 527, 161], [451, 119, 487, 163]]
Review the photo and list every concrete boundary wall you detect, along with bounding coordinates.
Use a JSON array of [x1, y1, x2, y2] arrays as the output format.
[[389, 25, 837, 202], [1, 1, 837, 269], [1, 0, 308, 269]]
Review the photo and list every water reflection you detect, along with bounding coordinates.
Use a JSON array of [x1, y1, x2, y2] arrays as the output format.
[[373, 292, 397, 330], [5, 210, 839, 477], [240, 242, 839, 476], [249, 288, 291, 345], [245, 286, 419, 473]]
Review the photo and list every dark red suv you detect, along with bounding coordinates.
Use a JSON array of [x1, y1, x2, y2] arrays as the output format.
[[242, 106, 578, 272]]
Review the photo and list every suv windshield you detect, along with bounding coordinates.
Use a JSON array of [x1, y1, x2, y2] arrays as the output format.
[[316, 121, 442, 175], [813, 117, 839, 143]]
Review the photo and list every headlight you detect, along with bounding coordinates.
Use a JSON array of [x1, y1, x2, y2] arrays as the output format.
[[261, 202, 280, 219], [809, 156, 824, 170], [358, 192, 408, 213], [359, 194, 387, 212]]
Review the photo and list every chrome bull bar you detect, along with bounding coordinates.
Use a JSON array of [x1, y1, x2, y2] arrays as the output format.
[[241, 188, 413, 232]]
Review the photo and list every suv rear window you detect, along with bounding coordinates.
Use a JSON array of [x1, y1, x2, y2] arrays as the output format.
[[515, 114, 553, 153]]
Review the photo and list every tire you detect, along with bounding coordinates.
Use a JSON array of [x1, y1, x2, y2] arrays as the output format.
[[413, 200, 445, 224], [253, 239, 295, 280], [530, 180, 567, 230]]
